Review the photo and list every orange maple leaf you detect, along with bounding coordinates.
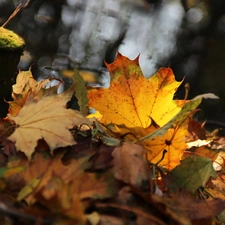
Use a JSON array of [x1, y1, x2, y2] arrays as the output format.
[[87, 53, 196, 169], [88, 53, 186, 128]]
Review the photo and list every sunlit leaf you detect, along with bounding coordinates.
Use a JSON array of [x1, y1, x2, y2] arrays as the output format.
[[146, 127, 188, 170], [88, 53, 187, 128]]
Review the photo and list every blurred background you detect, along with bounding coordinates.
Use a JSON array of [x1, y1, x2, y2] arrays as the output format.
[[1, 0, 225, 128]]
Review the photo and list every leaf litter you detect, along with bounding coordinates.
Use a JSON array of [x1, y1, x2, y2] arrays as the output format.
[[0, 54, 224, 224]]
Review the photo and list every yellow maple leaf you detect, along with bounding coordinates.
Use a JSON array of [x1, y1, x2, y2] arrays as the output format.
[[7, 86, 88, 160], [88, 53, 186, 128], [87, 53, 199, 169], [146, 126, 188, 170]]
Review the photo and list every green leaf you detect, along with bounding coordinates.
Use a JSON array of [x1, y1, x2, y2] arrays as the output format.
[[72, 67, 89, 115], [171, 155, 216, 193]]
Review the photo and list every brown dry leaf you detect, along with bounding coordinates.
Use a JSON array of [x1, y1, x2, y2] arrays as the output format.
[[111, 142, 150, 186], [7, 86, 89, 159], [152, 193, 225, 223], [17, 151, 118, 223], [21, 151, 90, 204], [35, 176, 87, 223], [12, 70, 37, 95], [187, 118, 206, 140], [8, 69, 63, 117], [22, 150, 117, 205], [0, 118, 15, 139], [211, 174, 225, 196], [8, 91, 30, 117], [183, 145, 219, 161], [21, 151, 53, 184], [8, 69, 52, 116]]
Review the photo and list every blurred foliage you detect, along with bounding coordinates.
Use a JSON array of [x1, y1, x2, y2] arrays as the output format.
[[1, 0, 225, 126]]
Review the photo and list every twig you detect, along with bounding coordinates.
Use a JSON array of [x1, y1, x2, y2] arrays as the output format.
[[23, 0, 31, 8], [2, 4, 22, 28], [2, 0, 31, 28]]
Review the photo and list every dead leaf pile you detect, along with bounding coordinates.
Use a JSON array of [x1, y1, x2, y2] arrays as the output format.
[[0, 53, 224, 225]]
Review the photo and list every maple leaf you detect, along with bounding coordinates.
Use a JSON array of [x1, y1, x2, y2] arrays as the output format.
[[110, 116, 191, 170], [87, 54, 218, 171], [7, 86, 89, 159], [146, 127, 188, 170], [88, 53, 186, 128], [87, 54, 203, 169]]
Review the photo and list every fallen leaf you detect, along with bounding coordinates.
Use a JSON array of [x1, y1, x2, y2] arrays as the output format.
[[111, 120, 189, 170], [0, 166, 25, 178], [20, 151, 53, 184], [138, 99, 201, 141], [35, 176, 87, 222], [88, 53, 186, 128], [0, 118, 15, 139], [21, 151, 91, 204], [171, 155, 216, 193], [71, 68, 89, 115], [108, 115, 191, 169], [87, 54, 203, 170], [12, 70, 37, 95], [7, 86, 89, 159], [152, 193, 225, 223], [111, 142, 150, 187], [217, 211, 225, 224], [211, 175, 225, 195], [8, 69, 52, 116], [146, 127, 188, 169], [187, 118, 206, 140], [22, 149, 117, 205]]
